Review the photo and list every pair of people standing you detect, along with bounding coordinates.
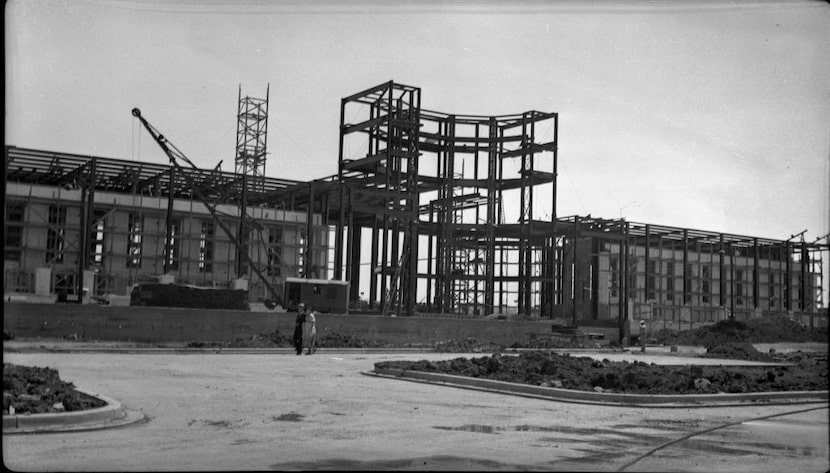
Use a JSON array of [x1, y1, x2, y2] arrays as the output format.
[[292, 302, 316, 355]]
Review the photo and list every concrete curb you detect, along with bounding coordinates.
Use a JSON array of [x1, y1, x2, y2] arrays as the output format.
[[366, 368, 830, 408], [3, 388, 146, 434]]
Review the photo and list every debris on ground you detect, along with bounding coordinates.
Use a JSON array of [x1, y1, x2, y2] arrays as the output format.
[[702, 342, 774, 362], [376, 350, 828, 395], [316, 333, 392, 348], [378, 315, 828, 395], [433, 338, 506, 353], [3, 363, 106, 415], [654, 315, 828, 347]]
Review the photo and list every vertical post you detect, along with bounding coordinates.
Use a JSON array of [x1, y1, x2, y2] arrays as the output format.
[[719, 234, 726, 309], [305, 181, 315, 279], [644, 224, 651, 305], [426, 205, 434, 311], [84, 157, 97, 299], [349, 225, 362, 302], [77, 184, 88, 303], [163, 164, 175, 274], [335, 96, 347, 281], [406, 219, 418, 316], [572, 217, 579, 326], [525, 113, 535, 315], [335, 183, 345, 280], [591, 238, 599, 320], [730, 244, 735, 319], [550, 113, 559, 319], [237, 172, 247, 278], [753, 238, 759, 310], [785, 241, 792, 311], [345, 187, 354, 286], [380, 215, 389, 311], [485, 117, 497, 316], [518, 114, 527, 317], [370, 218, 379, 309], [621, 222, 630, 344], [800, 240, 809, 315], [682, 229, 689, 306]]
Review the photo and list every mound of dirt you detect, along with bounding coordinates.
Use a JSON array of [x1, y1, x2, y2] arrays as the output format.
[[703, 342, 774, 362], [655, 315, 828, 347], [376, 350, 828, 395], [3, 363, 106, 415]]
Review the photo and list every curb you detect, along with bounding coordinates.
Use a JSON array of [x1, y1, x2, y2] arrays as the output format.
[[2, 388, 146, 434], [366, 368, 830, 408]]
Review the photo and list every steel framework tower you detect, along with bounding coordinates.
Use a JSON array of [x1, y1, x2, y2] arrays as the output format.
[[235, 84, 270, 276]]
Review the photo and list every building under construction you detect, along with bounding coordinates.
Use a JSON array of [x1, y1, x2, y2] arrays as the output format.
[[4, 81, 828, 333]]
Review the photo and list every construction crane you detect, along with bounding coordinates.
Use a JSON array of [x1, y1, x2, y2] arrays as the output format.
[[131, 108, 282, 304]]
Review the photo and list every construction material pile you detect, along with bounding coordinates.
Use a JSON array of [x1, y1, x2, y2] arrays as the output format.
[[130, 284, 249, 310]]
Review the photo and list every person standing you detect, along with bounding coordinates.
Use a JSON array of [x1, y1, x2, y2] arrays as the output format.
[[303, 308, 317, 355], [293, 302, 307, 356]]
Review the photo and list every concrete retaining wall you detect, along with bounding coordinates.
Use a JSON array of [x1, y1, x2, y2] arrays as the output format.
[[3, 303, 610, 345]]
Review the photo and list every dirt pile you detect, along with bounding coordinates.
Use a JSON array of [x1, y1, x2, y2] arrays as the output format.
[[376, 350, 828, 395], [3, 363, 106, 415], [655, 316, 828, 347], [702, 342, 774, 362]]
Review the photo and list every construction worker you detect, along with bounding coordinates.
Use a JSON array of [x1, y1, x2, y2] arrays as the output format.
[[304, 307, 317, 355], [293, 303, 307, 355]]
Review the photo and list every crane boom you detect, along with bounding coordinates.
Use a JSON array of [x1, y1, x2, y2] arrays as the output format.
[[131, 108, 282, 304]]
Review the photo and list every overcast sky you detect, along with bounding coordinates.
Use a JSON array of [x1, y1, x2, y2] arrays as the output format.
[[5, 0, 830, 247]]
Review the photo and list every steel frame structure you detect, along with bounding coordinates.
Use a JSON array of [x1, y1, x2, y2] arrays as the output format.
[[322, 81, 560, 316], [253, 81, 827, 324], [552, 215, 829, 339], [5, 145, 303, 302], [7, 82, 826, 326]]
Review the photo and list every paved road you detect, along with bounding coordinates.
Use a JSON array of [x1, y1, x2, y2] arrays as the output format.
[[3, 351, 828, 472]]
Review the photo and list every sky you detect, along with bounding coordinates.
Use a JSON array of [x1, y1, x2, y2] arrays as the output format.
[[5, 0, 830, 250]]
